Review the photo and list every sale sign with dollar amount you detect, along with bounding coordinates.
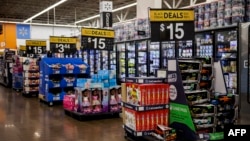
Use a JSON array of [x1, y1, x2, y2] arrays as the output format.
[[81, 27, 115, 51], [26, 40, 46, 58], [50, 36, 77, 54], [149, 9, 194, 42]]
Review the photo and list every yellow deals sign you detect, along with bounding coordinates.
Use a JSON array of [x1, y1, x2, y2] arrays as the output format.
[[150, 9, 194, 22], [26, 40, 46, 46], [19, 45, 26, 51], [81, 28, 115, 38], [50, 36, 77, 44]]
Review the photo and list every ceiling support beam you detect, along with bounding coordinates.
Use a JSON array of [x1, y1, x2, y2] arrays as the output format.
[[116, 8, 130, 22], [163, 0, 172, 9]]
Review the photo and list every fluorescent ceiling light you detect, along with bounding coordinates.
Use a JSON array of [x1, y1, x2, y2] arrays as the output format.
[[75, 2, 137, 24], [23, 0, 67, 23]]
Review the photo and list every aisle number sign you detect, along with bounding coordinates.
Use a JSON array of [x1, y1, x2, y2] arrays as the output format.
[[50, 36, 77, 54], [81, 28, 115, 51], [149, 9, 194, 42], [26, 40, 46, 57]]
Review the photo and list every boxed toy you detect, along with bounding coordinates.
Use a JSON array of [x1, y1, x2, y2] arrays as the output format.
[[116, 86, 122, 109], [91, 88, 102, 113], [109, 87, 119, 112], [101, 88, 109, 112], [80, 88, 92, 113]]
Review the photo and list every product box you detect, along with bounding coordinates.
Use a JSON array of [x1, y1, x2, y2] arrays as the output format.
[[124, 108, 169, 131], [80, 88, 92, 113], [109, 87, 119, 112], [190, 104, 215, 117], [24, 72, 39, 78], [91, 88, 102, 113], [63, 94, 76, 111], [102, 88, 110, 112], [126, 83, 169, 106]]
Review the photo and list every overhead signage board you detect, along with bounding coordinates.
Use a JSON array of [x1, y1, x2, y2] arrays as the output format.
[[49, 36, 77, 54], [149, 9, 195, 42], [81, 27, 115, 51], [26, 40, 46, 58]]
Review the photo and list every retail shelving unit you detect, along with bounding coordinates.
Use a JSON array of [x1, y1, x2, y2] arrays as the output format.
[[12, 55, 23, 92], [0, 49, 15, 88], [122, 77, 170, 141], [39, 58, 90, 106], [116, 39, 150, 84], [22, 57, 40, 97]]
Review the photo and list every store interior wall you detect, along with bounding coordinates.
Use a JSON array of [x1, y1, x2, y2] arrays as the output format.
[[0, 23, 17, 49], [16, 25, 80, 50]]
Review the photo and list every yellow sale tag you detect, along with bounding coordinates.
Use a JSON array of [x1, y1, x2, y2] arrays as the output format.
[[26, 40, 46, 46], [50, 37, 77, 44], [81, 28, 115, 38], [150, 9, 194, 22]]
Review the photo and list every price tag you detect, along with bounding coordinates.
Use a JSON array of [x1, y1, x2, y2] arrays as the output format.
[[81, 28, 114, 51], [26, 40, 46, 57], [50, 36, 77, 54], [149, 9, 194, 42]]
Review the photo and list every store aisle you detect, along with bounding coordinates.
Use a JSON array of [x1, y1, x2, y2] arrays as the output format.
[[0, 86, 126, 141]]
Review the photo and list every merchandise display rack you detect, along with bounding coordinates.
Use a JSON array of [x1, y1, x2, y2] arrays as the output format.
[[22, 57, 40, 97], [122, 77, 170, 141], [63, 85, 122, 121], [39, 58, 90, 106]]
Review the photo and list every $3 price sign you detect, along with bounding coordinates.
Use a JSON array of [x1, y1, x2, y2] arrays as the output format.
[[49, 36, 77, 54]]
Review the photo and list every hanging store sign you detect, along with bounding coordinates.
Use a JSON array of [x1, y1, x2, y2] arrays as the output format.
[[26, 40, 46, 58], [81, 27, 115, 51], [100, 1, 113, 28], [149, 9, 195, 42], [49, 36, 77, 54]]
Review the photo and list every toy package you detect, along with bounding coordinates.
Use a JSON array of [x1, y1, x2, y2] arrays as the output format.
[[116, 86, 122, 110], [91, 88, 102, 113], [109, 88, 119, 112], [81, 89, 92, 113], [102, 88, 109, 112]]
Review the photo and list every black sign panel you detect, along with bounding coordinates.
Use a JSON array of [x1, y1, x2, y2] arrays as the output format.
[[150, 9, 194, 42], [50, 37, 77, 54], [151, 22, 194, 42], [101, 12, 113, 28], [26, 46, 46, 54], [81, 28, 115, 51]]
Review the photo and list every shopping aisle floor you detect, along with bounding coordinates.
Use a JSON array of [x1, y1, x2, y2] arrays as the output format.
[[0, 86, 127, 141]]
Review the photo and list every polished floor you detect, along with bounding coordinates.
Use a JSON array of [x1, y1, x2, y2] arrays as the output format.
[[0, 86, 127, 141], [1, 85, 250, 141]]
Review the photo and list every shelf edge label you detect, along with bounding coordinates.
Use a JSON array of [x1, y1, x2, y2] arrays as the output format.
[[150, 9, 194, 22], [81, 28, 115, 38]]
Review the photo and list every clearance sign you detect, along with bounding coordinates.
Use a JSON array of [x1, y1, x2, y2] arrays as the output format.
[[149, 9, 195, 42], [81, 27, 115, 51]]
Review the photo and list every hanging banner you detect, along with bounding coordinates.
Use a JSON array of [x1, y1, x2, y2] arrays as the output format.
[[149, 9, 195, 42], [100, 1, 113, 28], [81, 27, 114, 51], [26, 40, 46, 58], [49, 36, 77, 54]]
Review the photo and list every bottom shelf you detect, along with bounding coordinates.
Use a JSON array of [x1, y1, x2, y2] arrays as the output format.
[[124, 126, 160, 141], [64, 109, 121, 121]]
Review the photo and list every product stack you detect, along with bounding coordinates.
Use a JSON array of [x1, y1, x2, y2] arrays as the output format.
[[22, 57, 40, 96], [63, 69, 121, 119], [195, 0, 245, 31], [122, 77, 170, 140]]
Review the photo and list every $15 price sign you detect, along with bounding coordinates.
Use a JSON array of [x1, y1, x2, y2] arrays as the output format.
[[150, 9, 194, 42], [81, 28, 114, 51], [25, 40, 46, 57], [50, 36, 77, 54]]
